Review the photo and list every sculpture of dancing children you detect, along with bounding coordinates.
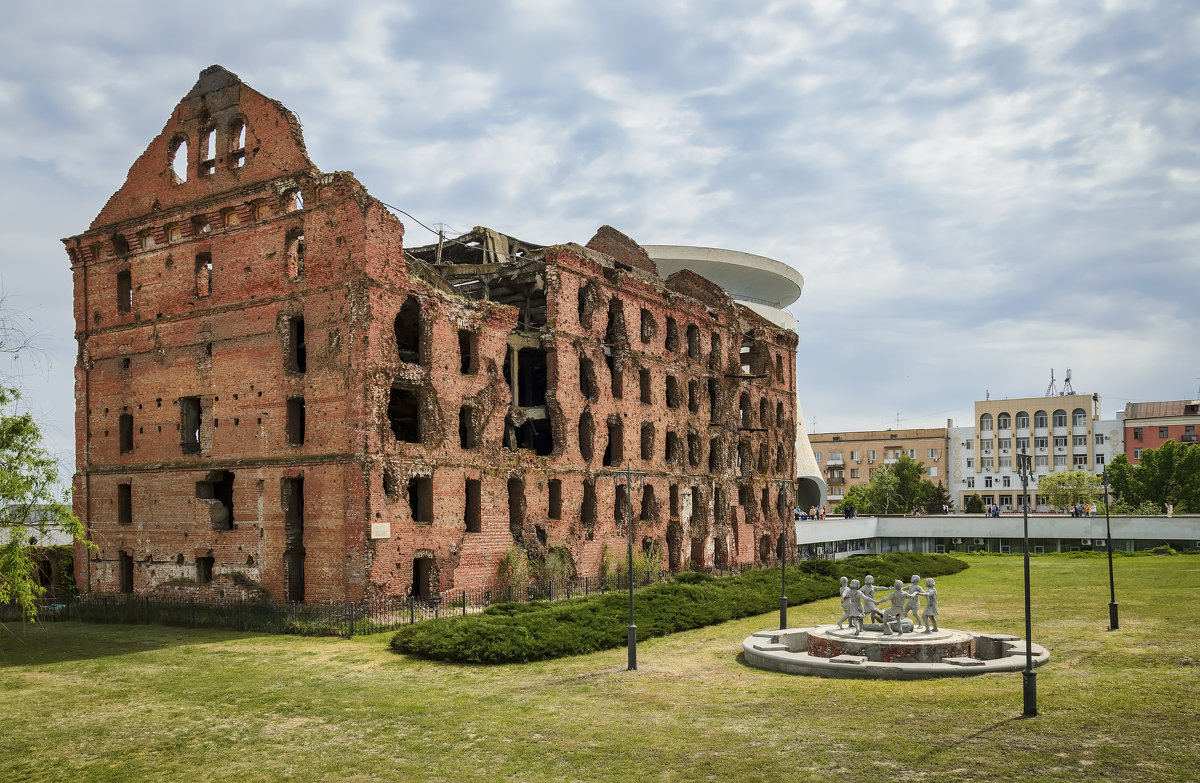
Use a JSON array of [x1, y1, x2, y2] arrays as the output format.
[[921, 577, 939, 632], [879, 579, 908, 635], [861, 574, 883, 623], [901, 574, 925, 627], [845, 579, 866, 636], [836, 576, 851, 629]]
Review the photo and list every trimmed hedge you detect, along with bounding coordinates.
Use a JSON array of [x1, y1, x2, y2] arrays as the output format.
[[389, 553, 967, 664]]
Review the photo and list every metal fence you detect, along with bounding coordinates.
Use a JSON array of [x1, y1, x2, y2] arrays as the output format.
[[2, 561, 776, 638]]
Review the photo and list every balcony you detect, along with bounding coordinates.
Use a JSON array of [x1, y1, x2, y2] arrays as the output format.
[[826, 457, 844, 466]]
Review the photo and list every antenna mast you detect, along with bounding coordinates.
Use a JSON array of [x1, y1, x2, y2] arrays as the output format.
[[1045, 370, 1057, 397], [1062, 369, 1074, 395]]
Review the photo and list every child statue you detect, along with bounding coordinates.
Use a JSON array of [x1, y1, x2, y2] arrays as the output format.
[[835, 576, 851, 629], [921, 577, 939, 632], [846, 579, 866, 636]]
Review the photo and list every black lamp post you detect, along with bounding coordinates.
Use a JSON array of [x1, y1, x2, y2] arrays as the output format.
[[1102, 469, 1119, 630], [1016, 451, 1037, 717], [774, 479, 793, 630], [618, 461, 646, 671]]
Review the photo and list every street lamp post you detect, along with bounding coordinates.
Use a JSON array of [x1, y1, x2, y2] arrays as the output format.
[[1016, 452, 1037, 717], [1102, 469, 1119, 630], [618, 461, 646, 671], [774, 479, 793, 630]]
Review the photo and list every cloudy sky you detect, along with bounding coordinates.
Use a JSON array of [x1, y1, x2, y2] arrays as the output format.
[[2, 0, 1198, 470]]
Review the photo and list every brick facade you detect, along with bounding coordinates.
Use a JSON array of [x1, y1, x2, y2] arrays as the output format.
[[65, 66, 798, 602]]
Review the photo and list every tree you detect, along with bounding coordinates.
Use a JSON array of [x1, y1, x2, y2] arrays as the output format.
[[1034, 470, 1101, 510], [0, 387, 87, 620], [852, 455, 942, 514], [924, 481, 952, 513], [1106, 442, 1200, 513], [963, 493, 984, 514]]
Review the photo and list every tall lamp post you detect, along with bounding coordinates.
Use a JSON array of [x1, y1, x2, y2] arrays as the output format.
[[1016, 452, 1037, 717], [618, 461, 646, 671], [1102, 469, 1118, 630], [774, 479, 793, 630]]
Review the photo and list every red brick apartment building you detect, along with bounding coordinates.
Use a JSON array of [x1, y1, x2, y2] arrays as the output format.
[[64, 67, 799, 602], [1123, 400, 1200, 463]]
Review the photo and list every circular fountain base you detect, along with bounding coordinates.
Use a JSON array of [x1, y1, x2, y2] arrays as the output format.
[[743, 625, 1049, 679]]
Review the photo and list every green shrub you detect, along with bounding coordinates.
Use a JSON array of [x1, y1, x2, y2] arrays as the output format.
[[390, 552, 967, 664]]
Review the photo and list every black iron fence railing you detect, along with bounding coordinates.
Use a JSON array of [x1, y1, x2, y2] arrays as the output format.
[[2, 559, 790, 637]]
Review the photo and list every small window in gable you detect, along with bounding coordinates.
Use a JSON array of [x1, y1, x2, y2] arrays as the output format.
[[200, 127, 217, 176], [117, 270, 132, 314], [286, 189, 303, 212], [195, 253, 212, 297], [285, 229, 304, 279], [229, 119, 247, 168], [170, 135, 188, 184]]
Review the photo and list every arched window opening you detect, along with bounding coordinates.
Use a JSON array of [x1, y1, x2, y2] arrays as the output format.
[[739, 393, 751, 429], [640, 485, 655, 521], [686, 324, 700, 360], [1053, 409, 1067, 428], [1015, 411, 1030, 430], [1034, 410, 1048, 429], [709, 332, 722, 371], [980, 413, 993, 432], [229, 119, 247, 168], [578, 411, 594, 462], [286, 229, 305, 279], [170, 136, 188, 184], [394, 297, 421, 364], [286, 189, 303, 212], [997, 412, 1011, 430], [200, 127, 217, 176], [1072, 408, 1087, 427], [195, 253, 212, 297]]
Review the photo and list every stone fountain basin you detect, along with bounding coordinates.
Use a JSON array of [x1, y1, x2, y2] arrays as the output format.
[[742, 625, 1050, 679]]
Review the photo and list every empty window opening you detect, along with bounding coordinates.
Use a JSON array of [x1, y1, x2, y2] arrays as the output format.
[[394, 297, 421, 364], [117, 270, 132, 314], [776, 401, 784, 425], [465, 479, 481, 533], [196, 470, 235, 531], [758, 443, 769, 474], [508, 417, 553, 456], [615, 484, 629, 529], [738, 484, 752, 511], [581, 479, 596, 540], [740, 394, 752, 429], [777, 487, 789, 521], [194, 253, 212, 297], [548, 479, 562, 520], [230, 119, 247, 168], [603, 419, 624, 467], [665, 375, 681, 409], [709, 437, 722, 472], [670, 484, 680, 518], [665, 431, 681, 464], [119, 551, 134, 593], [505, 347, 548, 407], [458, 330, 478, 374], [577, 283, 594, 328], [111, 233, 130, 256], [286, 190, 303, 212], [776, 444, 787, 473], [285, 229, 304, 279], [459, 405, 476, 449], [608, 358, 622, 399], [579, 356, 597, 401], [714, 487, 727, 525], [170, 136, 188, 183], [690, 538, 706, 570], [640, 309, 654, 343], [409, 476, 433, 524], [191, 215, 211, 236], [196, 556, 215, 584], [686, 325, 700, 360], [119, 414, 134, 454], [640, 423, 655, 461], [775, 354, 785, 382], [639, 369, 651, 404], [688, 380, 700, 413], [667, 521, 683, 569], [383, 467, 400, 501], [412, 556, 434, 599], [708, 378, 719, 420], [282, 476, 305, 602], [286, 316, 307, 373], [761, 488, 771, 521], [180, 396, 202, 454], [387, 386, 421, 443], [507, 477, 526, 542], [286, 397, 305, 446], [688, 431, 701, 467], [739, 440, 753, 475], [640, 485, 656, 521], [579, 411, 594, 461], [709, 333, 722, 371], [117, 483, 132, 525], [201, 127, 217, 176], [759, 535, 772, 564], [605, 298, 625, 347], [665, 317, 679, 352], [760, 398, 770, 427]]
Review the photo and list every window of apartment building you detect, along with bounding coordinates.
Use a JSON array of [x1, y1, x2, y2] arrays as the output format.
[[1054, 436, 1067, 448], [1094, 434, 1105, 445], [966, 458, 973, 468], [1073, 435, 1087, 447], [850, 468, 859, 478], [998, 438, 1011, 450], [999, 456, 1011, 469], [980, 413, 993, 431], [905, 449, 916, 458], [286, 397, 305, 445], [1054, 455, 1067, 467], [1073, 409, 1087, 426], [1002, 475, 1011, 487], [963, 439, 973, 449], [927, 448, 938, 459], [1159, 426, 1169, 438], [1133, 448, 1143, 459], [997, 413, 1011, 430], [1016, 437, 1029, 451], [1053, 410, 1067, 427], [1132, 427, 1143, 440], [965, 476, 975, 488], [1073, 455, 1087, 467], [1035, 436, 1048, 449], [1015, 412, 1029, 429], [850, 450, 860, 461], [1033, 411, 1047, 428], [1035, 455, 1048, 468], [928, 467, 938, 477], [982, 457, 993, 471], [1186, 425, 1195, 436], [1096, 454, 1105, 466], [814, 451, 822, 462], [868, 449, 877, 461], [984, 476, 993, 488]]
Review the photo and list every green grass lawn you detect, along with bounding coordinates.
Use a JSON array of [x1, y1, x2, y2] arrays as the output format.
[[2, 554, 1198, 783]]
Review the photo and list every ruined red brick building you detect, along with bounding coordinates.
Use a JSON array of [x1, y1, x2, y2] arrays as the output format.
[[65, 66, 798, 602]]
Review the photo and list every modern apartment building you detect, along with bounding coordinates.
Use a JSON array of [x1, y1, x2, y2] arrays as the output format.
[[808, 426, 951, 507], [1122, 400, 1200, 462]]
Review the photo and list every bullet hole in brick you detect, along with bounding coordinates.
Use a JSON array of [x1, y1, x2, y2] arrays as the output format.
[[233, 394, 238, 400], [465, 479, 481, 533], [507, 476, 525, 542], [387, 386, 421, 443], [117, 270, 132, 313], [122, 357, 131, 370], [246, 555, 255, 567], [196, 470, 235, 531], [548, 479, 562, 519], [157, 398, 162, 407], [286, 397, 305, 445], [408, 476, 433, 524], [394, 297, 421, 364], [118, 483, 132, 525], [578, 411, 594, 462], [581, 479, 596, 540], [286, 316, 306, 373]]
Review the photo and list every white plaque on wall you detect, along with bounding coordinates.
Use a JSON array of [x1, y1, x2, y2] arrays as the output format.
[[370, 522, 391, 540]]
